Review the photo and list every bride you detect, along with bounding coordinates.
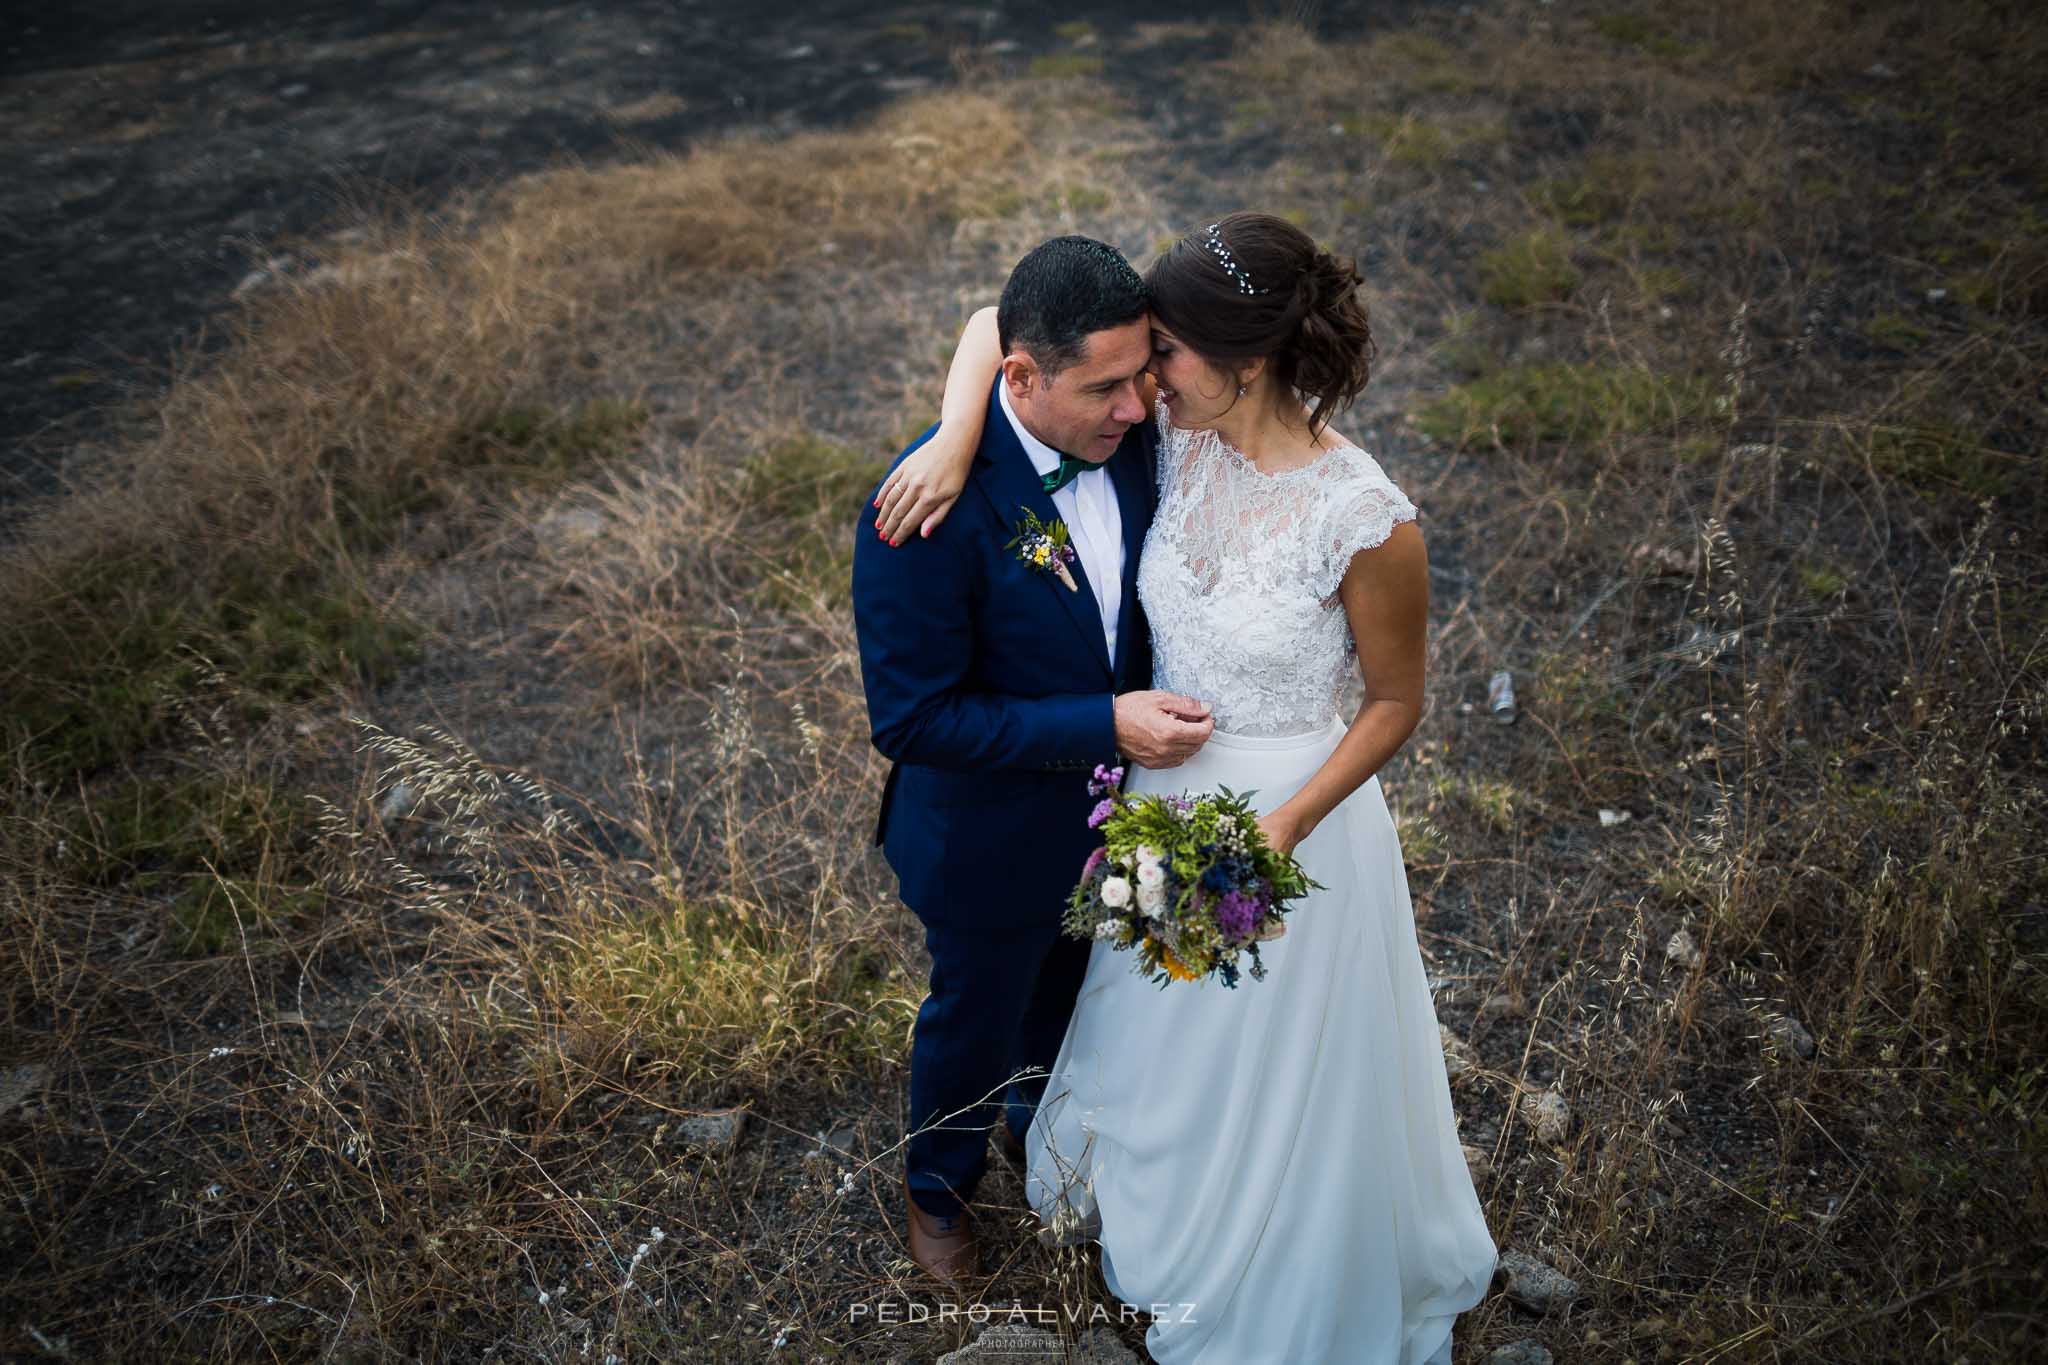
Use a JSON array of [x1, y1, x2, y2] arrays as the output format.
[[874, 213, 1496, 1363]]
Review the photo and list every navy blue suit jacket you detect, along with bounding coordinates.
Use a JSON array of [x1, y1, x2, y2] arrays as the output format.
[[853, 380, 1156, 930]]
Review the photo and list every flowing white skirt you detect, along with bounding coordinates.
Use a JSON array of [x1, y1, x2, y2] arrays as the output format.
[[1025, 721, 1496, 1364]]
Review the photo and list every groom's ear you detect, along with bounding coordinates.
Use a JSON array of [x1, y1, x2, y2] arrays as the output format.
[[1001, 352, 1039, 400]]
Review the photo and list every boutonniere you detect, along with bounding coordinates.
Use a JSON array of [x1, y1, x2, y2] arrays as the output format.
[[1005, 506, 1079, 592]]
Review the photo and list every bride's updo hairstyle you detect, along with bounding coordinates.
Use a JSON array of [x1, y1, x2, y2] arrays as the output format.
[[1144, 212, 1376, 439]]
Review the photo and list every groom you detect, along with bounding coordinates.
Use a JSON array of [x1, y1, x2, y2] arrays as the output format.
[[852, 237, 1213, 1282]]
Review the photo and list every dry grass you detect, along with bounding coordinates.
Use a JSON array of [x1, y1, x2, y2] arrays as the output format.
[[0, 80, 1160, 1360], [1215, 4, 2048, 1360], [3, 4, 2046, 1360], [0, 93, 1030, 783]]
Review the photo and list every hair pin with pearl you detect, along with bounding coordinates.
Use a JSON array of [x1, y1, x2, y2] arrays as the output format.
[[1202, 223, 1270, 297]]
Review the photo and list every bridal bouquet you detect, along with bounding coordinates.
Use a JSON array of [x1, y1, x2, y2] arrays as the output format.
[[1063, 764, 1320, 988]]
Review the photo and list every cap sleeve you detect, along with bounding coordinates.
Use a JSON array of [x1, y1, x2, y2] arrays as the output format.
[[1311, 450, 1418, 601]]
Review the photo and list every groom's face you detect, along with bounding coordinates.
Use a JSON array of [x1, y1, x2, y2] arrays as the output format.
[[1005, 317, 1153, 463]]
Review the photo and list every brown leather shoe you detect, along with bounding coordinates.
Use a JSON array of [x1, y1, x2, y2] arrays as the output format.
[[902, 1177, 979, 1282]]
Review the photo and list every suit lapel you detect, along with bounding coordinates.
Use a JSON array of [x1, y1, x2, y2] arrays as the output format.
[[1107, 422, 1153, 687], [972, 383, 1114, 681]]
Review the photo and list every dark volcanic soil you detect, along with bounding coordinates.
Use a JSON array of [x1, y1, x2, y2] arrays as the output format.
[[0, 0, 1434, 519]]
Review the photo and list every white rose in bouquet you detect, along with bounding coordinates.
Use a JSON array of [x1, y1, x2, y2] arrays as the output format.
[[1100, 876, 1132, 908], [1136, 881, 1165, 914], [1136, 862, 1166, 891]]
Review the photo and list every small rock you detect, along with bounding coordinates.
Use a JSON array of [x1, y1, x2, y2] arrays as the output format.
[[1926, 287, 1948, 303], [377, 781, 418, 825], [1440, 1025, 1478, 1083], [1664, 928, 1702, 969], [0, 1063, 51, 1120], [1598, 807, 1633, 827], [232, 269, 270, 297], [1486, 1341, 1555, 1365], [676, 1107, 748, 1150], [302, 251, 409, 289], [1767, 1014, 1816, 1059], [1864, 62, 1896, 79], [1520, 1089, 1572, 1146], [1497, 1249, 1581, 1314], [1479, 991, 1525, 1021], [1462, 1143, 1495, 1184], [815, 1122, 859, 1157], [536, 505, 607, 546], [278, 82, 310, 98]]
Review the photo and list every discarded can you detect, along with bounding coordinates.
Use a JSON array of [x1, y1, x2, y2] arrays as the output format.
[[1487, 670, 1517, 724]]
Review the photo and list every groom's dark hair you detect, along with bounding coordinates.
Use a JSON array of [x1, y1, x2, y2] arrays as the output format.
[[998, 236, 1149, 379]]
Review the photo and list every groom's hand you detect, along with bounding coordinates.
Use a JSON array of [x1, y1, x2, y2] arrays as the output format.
[[1112, 691, 1213, 769]]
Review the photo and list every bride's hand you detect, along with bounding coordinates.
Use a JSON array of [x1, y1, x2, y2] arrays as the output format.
[[1255, 810, 1305, 859], [1250, 811, 1304, 942], [874, 423, 973, 545]]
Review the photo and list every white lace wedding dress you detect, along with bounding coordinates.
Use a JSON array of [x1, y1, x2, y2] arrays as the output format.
[[1024, 405, 1497, 1363]]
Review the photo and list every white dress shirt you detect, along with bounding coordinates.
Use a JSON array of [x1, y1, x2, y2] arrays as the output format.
[[998, 381, 1125, 666]]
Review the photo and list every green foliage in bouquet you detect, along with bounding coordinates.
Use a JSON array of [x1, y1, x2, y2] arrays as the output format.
[[1063, 774, 1321, 988]]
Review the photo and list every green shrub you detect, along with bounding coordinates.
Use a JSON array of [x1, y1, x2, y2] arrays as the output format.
[[1418, 363, 1711, 446], [743, 436, 889, 608], [548, 899, 912, 1087], [53, 767, 327, 955], [1480, 229, 1582, 309], [1863, 313, 1933, 351], [1591, 12, 1697, 58], [1869, 421, 2014, 498]]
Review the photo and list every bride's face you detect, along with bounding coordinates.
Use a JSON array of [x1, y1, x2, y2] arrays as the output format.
[[1149, 324, 1242, 429]]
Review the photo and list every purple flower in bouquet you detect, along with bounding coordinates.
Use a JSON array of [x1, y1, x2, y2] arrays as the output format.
[[1216, 888, 1265, 940], [1081, 846, 1107, 880], [1087, 798, 1116, 829]]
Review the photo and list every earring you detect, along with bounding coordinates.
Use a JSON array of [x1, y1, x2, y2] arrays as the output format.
[[1237, 385, 1247, 398]]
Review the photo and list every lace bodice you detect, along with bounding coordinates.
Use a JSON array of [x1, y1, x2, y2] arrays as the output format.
[[1137, 402, 1418, 737]]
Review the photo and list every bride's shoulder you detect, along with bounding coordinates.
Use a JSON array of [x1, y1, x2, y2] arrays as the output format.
[[1317, 438, 1415, 517]]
